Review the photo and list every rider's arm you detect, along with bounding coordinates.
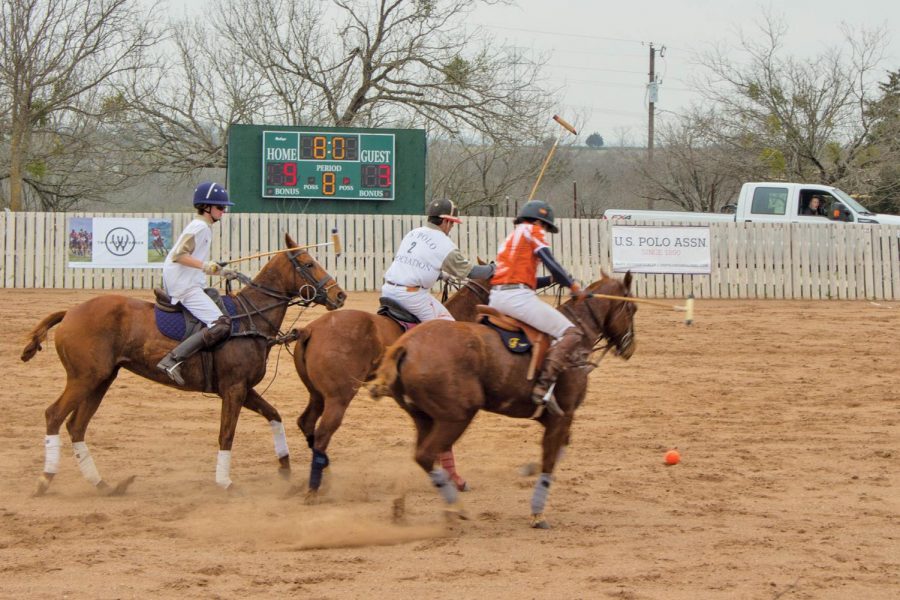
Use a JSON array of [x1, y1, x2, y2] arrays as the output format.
[[535, 247, 578, 290], [536, 275, 554, 289], [171, 234, 203, 269], [440, 248, 474, 280]]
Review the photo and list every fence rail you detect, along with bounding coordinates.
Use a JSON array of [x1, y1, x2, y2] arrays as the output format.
[[2, 211, 899, 299]]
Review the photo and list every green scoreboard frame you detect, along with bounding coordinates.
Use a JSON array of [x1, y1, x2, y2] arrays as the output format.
[[227, 124, 426, 214]]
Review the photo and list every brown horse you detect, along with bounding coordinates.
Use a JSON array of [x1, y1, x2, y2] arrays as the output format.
[[369, 273, 636, 528], [21, 234, 346, 496], [293, 276, 491, 495]]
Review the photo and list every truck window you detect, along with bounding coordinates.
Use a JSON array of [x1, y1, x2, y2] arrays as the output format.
[[751, 187, 788, 215]]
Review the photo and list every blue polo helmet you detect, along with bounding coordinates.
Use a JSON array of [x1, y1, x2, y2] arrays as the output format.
[[192, 181, 234, 207]]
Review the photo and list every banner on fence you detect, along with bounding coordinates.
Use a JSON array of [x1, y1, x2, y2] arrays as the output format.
[[611, 225, 711, 274], [67, 217, 173, 269]]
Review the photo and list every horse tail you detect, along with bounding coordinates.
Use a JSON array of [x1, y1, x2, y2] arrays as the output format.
[[368, 344, 406, 400], [21, 310, 67, 362]]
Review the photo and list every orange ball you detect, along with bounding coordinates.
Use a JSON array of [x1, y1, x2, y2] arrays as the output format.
[[664, 449, 681, 465]]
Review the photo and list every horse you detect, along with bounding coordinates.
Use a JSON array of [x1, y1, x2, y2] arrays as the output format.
[[293, 275, 492, 496], [368, 273, 637, 529], [21, 234, 346, 496]]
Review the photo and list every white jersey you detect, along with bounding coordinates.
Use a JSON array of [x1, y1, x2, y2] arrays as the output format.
[[383, 224, 458, 289], [163, 217, 213, 302]]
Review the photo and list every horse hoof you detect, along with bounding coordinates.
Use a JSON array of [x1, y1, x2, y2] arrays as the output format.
[[33, 475, 53, 497], [455, 480, 471, 492], [104, 475, 137, 497], [530, 514, 551, 529], [278, 466, 291, 481], [304, 489, 320, 505]]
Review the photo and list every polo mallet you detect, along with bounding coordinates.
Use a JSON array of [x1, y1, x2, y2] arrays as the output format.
[[218, 228, 343, 267], [583, 292, 695, 326], [528, 114, 578, 201]]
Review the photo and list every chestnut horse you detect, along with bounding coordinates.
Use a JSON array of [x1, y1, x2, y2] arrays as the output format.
[[21, 234, 346, 496], [369, 273, 636, 529], [293, 276, 491, 495]]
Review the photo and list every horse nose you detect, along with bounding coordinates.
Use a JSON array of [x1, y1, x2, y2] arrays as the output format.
[[335, 291, 347, 307]]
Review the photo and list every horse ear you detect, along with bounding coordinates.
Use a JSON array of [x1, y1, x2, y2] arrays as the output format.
[[624, 270, 633, 291], [477, 256, 486, 265], [285, 233, 298, 248], [600, 269, 609, 280]]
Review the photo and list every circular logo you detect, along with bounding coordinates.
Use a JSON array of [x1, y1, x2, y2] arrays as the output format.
[[104, 227, 137, 256]]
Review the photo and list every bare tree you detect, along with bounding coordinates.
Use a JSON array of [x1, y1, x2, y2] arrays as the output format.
[[694, 12, 889, 188], [117, 16, 272, 173], [0, 0, 160, 210], [635, 110, 744, 212]]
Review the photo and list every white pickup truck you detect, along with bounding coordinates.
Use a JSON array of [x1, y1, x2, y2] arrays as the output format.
[[604, 182, 900, 225]]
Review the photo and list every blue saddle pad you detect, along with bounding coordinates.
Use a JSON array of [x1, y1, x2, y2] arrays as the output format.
[[155, 296, 239, 341], [479, 316, 533, 354]]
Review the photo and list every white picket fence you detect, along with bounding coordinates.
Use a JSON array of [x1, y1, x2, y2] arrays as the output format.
[[3, 211, 900, 299]]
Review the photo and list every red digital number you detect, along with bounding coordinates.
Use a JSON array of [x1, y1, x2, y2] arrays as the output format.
[[283, 162, 297, 186], [378, 164, 391, 188]]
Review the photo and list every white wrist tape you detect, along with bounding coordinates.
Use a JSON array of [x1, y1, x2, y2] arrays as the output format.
[[72, 442, 102, 486], [44, 435, 62, 474], [269, 420, 289, 459], [215, 450, 232, 489]]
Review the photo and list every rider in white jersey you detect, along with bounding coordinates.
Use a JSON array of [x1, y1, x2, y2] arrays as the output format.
[[381, 198, 494, 322], [156, 181, 234, 386]]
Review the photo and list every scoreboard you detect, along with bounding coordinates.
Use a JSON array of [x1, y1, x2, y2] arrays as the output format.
[[227, 124, 424, 214], [262, 130, 395, 201]]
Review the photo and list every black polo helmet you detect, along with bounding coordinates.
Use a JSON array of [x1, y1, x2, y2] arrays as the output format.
[[515, 200, 557, 233], [426, 198, 462, 223]]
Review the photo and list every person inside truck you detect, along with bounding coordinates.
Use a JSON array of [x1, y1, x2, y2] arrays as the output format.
[[803, 195, 825, 216]]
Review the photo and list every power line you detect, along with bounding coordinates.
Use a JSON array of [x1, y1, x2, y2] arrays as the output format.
[[482, 24, 645, 45]]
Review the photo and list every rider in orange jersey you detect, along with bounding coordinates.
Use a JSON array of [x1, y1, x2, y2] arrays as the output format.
[[489, 200, 587, 408]]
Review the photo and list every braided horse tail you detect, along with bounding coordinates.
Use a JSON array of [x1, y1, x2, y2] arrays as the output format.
[[21, 311, 67, 362], [368, 344, 406, 400]]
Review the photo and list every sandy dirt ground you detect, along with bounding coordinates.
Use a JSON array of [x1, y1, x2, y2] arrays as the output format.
[[1, 287, 898, 599]]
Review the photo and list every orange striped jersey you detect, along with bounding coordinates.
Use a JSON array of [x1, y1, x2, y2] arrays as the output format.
[[491, 223, 550, 287]]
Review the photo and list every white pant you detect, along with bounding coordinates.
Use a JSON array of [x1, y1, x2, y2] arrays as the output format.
[[174, 287, 224, 327], [381, 285, 453, 322], [489, 288, 573, 339]]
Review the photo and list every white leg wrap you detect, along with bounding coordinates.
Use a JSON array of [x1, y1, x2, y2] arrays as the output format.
[[557, 445, 567, 464], [44, 435, 62, 474], [269, 420, 289, 459], [72, 442, 102, 486], [215, 450, 233, 488]]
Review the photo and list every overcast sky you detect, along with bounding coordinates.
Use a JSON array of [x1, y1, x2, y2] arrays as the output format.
[[171, 0, 898, 144], [471, 0, 899, 143]]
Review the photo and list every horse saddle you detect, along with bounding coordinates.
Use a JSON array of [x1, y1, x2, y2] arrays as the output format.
[[153, 288, 239, 341], [475, 305, 550, 381], [377, 297, 421, 332]]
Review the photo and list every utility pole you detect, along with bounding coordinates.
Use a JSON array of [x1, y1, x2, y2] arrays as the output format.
[[647, 42, 664, 210]]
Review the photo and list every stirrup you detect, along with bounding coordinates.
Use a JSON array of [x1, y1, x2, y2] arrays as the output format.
[[530, 383, 564, 417], [157, 360, 185, 386]]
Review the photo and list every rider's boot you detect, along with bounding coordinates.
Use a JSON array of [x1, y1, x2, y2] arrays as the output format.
[[157, 316, 231, 386], [531, 327, 587, 406]]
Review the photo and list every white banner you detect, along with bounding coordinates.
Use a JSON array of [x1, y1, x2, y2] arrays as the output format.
[[68, 217, 173, 269], [611, 226, 711, 274]]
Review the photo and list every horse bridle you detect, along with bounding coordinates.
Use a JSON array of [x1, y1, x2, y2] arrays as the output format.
[[223, 249, 340, 340], [562, 289, 634, 356], [286, 249, 341, 309]]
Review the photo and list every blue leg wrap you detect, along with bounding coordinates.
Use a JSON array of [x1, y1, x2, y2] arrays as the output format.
[[429, 468, 458, 504], [530, 473, 552, 515], [309, 449, 329, 490]]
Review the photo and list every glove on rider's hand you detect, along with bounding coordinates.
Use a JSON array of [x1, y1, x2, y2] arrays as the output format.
[[202, 261, 223, 276]]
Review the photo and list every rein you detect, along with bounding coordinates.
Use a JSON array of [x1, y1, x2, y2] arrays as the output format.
[[221, 249, 338, 344]]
